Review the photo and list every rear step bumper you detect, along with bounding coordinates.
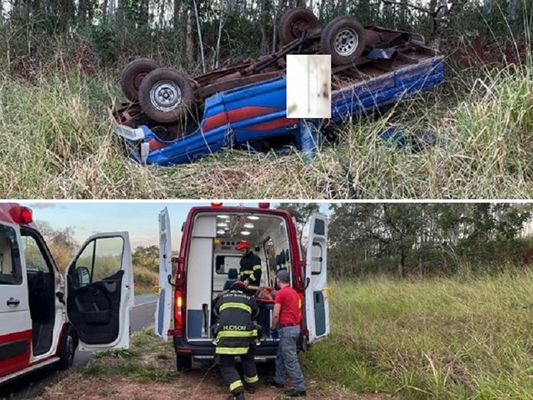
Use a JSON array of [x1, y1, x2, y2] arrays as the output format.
[[173, 336, 283, 359]]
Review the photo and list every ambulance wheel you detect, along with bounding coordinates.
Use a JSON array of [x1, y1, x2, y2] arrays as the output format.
[[320, 16, 366, 65], [278, 8, 319, 45], [120, 58, 161, 102], [54, 326, 78, 371], [176, 354, 192, 373], [138, 67, 195, 124]]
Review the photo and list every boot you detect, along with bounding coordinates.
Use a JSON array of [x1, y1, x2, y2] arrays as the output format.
[[244, 383, 256, 394], [226, 391, 245, 400]]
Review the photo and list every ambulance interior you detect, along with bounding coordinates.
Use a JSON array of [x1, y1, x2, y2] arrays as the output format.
[[185, 211, 293, 341]]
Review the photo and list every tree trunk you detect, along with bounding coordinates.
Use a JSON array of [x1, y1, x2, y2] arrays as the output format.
[[398, 251, 406, 278], [509, 0, 518, 21], [186, 8, 195, 65], [214, 12, 225, 68], [192, 0, 206, 72], [483, 0, 492, 15]]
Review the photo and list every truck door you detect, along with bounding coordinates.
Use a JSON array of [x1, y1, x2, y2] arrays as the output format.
[[304, 213, 330, 343], [155, 208, 173, 342], [0, 223, 31, 377], [65, 232, 134, 351]]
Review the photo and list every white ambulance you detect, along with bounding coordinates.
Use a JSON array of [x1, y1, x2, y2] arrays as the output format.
[[0, 203, 134, 386], [154, 202, 330, 372]]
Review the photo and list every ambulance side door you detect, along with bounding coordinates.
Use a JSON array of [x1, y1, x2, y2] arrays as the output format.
[[65, 232, 134, 351], [0, 222, 31, 378], [304, 213, 330, 343]]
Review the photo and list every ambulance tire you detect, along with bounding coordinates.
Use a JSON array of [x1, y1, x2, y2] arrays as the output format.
[[176, 354, 192, 373], [54, 326, 78, 371]]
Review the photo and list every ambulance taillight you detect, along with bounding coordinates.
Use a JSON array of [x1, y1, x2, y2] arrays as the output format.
[[175, 290, 184, 337], [298, 293, 304, 323], [9, 205, 33, 224]]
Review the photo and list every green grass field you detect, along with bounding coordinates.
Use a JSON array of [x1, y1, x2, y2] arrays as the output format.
[[1, 52, 532, 199], [304, 270, 533, 399]]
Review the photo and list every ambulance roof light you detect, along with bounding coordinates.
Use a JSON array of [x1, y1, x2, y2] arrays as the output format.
[[258, 203, 270, 209], [211, 202, 223, 207], [9, 205, 33, 225]]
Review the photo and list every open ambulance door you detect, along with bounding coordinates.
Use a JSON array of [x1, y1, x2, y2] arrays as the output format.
[[65, 232, 134, 351], [155, 208, 173, 342], [304, 213, 330, 344]]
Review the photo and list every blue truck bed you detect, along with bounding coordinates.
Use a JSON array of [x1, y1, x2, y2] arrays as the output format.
[[110, 37, 444, 166]]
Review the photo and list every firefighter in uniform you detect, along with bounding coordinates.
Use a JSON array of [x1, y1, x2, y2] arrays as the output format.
[[214, 280, 260, 400], [236, 240, 262, 296]]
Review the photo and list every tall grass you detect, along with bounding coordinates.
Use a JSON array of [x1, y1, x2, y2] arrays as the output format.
[[303, 270, 533, 399], [0, 25, 532, 198]]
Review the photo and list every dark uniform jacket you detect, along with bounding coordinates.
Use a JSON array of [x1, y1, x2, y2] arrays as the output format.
[[239, 252, 262, 292], [214, 290, 259, 355]]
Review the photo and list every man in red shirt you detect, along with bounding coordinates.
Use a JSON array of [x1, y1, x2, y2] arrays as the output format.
[[269, 270, 306, 397]]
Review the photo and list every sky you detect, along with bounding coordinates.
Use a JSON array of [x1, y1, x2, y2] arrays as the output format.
[[17, 201, 331, 250]]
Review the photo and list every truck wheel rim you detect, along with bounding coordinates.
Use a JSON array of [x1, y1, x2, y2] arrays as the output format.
[[335, 28, 358, 56], [150, 81, 182, 112], [292, 20, 309, 38]]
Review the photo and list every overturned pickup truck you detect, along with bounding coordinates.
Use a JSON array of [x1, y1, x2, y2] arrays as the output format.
[[109, 8, 445, 166]]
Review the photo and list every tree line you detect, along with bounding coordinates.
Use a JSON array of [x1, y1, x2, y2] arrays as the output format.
[[34, 202, 533, 286], [1, 0, 531, 73]]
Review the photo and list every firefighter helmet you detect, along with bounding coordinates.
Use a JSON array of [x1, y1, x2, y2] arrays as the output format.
[[236, 240, 251, 250]]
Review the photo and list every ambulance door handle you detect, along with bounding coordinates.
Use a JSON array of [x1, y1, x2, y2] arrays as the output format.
[[7, 297, 20, 306]]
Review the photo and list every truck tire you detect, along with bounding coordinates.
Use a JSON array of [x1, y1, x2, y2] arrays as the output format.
[[138, 68, 195, 124], [176, 354, 192, 373], [320, 17, 366, 65], [120, 58, 161, 102], [54, 326, 78, 371], [278, 8, 319, 45]]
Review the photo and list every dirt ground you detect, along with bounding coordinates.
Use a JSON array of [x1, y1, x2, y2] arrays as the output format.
[[35, 362, 389, 400], [34, 331, 391, 400]]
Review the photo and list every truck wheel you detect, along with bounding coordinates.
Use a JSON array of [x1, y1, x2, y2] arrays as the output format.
[[176, 354, 192, 373], [54, 326, 78, 371], [138, 67, 195, 124], [278, 8, 319, 45], [120, 58, 161, 102], [320, 17, 366, 65]]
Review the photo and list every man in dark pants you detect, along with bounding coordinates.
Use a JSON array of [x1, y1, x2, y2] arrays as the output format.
[[236, 240, 262, 296], [214, 280, 260, 400], [269, 270, 307, 397]]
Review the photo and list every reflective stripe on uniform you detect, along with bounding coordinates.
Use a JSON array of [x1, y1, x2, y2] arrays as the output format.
[[216, 347, 250, 355], [219, 302, 252, 313], [244, 375, 259, 384], [241, 270, 253, 275], [230, 379, 244, 391], [217, 330, 255, 338], [252, 265, 262, 271], [247, 285, 259, 290]]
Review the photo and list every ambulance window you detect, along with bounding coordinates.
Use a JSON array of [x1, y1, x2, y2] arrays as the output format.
[[0, 225, 22, 285], [215, 255, 241, 275], [314, 219, 325, 236], [311, 243, 323, 275], [74, 236, 124, 286], [21, 233, 51, 273]]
